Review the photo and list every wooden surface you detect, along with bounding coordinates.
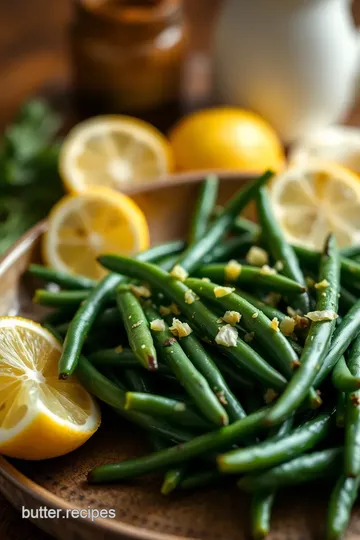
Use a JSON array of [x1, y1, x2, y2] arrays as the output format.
[[0, 0, 360, 538]]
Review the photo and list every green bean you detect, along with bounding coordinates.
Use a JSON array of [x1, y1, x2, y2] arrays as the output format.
[[293, 244, 360, 286], [314, 299, 360, 388], [161, 467, 188, 495], [177, 330, 246, 422], [146, 306, 229, 426], [236, 289, 287, 322], [238, 448, 342, 493], [336, 392, 347, 428], [34, 289, 89, 307], [266, 235, 340, 424], [88, 407, 268, 483], [327, 475, 360, 540], [116, 287, 157, 370], [179, 469, 224, 490], [332, 356, 360, 392], [173, 170, 273, 273], [58, 241, 182, 379], [195, 264, 305, 295], [28, 264, 95, 290], [125, 392, 211, 430], [203, 235, 254, 264], [251, 492, 275, 540], [340, 245, 360, 259], [189, 175, 219, 244], [186, 278, 299, 379], [218, 411, 332, 474], [344, 334, 360, 477], [233, 216, 261, 238], [76, 354, 193, 443], [98, 256, 287, 390], [257, 187, 309, 313], [210, 354, 254, 390]]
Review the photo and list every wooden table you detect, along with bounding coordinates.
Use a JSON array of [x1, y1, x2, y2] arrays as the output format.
[[0, 0, 360, 538]]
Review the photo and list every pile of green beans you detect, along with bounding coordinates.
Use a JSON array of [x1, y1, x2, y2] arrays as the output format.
[[31, 171, 360, 539]]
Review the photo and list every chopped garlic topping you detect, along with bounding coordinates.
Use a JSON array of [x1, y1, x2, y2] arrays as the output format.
[[170, 265, 188, 281], [215, 325, 238, 347], [222, 310, 241, 326], [270, 317, 280, 332], [159, 305, 172, 316], [201, 277, 211, 282], [225, 259, 242, 281], [170, 303, 181, 315], [244, 332, 255, 343], [114, 345, 123, 354], [306, 277, 316, 288], [315, 279, 330, 289], [264, 388, 278, 404], [150, 319, 165, 332], [252, 312, 259, 319], [214, 286, 235, 298], [169, 318, 192, 338], [246, 246, 269, 267], [274, 260, 284, 271], [260, 264, 277, 276], [184, 290, 199, 304], [264, 292, 282, 307], [279, 317, 296, 336], [305, 310, 338, 322], [130, 284, 151, 298]]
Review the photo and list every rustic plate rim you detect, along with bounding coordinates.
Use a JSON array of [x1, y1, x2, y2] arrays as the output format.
[[0, 170, 257, 540]]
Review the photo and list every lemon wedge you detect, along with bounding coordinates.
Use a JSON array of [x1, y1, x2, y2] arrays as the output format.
[[270, 161, 360, 250], [0, 317, 100, 460], [42, 187, 150, 279], [290, 126, 360, 174], [60, 115, 174, 193]]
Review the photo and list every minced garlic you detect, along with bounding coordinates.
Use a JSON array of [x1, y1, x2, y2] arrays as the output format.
[[279, 316, 296, 336], [170, 265, 188, 282], [270, 317, 280, 332], [305, 310, 338, 322], [130, 284, 151, 298], [315, 279, 330, 290], [150, 319, 165, 332], [260, 264, 277, 276], [264, 388, 278, 404], [244, 332, 255, 343], [214, 286, 235, 298], [222, 310, 241, 326], [184, 290, 199, 304], [170, 303, 181, 315], [114, 345, 123, 354], [225, 259, 242, 281], [201, 277, 211, 282], [252, 312, 259, 319], [246, 246, 269, 267], [169, 318, 192, 338], [274, 260, 284, 272], [159, 305, 172, 316], [215, 325, 238, 347], [132, 320, 143, 329]]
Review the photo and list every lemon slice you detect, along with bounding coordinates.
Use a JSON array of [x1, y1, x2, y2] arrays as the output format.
[[42, 187, 150, 279], [290, 126, 360, 174], [60, 115, 174, 193], [0, 317, 100, 460], [270, 161, 360, 250]]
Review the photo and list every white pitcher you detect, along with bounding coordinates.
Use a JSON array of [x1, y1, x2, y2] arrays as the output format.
[[213, 0, 360, 143]]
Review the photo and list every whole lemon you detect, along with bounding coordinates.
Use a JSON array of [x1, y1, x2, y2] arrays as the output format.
[[169, 107, 284, 172]]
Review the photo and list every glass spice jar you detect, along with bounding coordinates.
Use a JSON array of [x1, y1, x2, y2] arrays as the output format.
[[70, 0, 187, 122]]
